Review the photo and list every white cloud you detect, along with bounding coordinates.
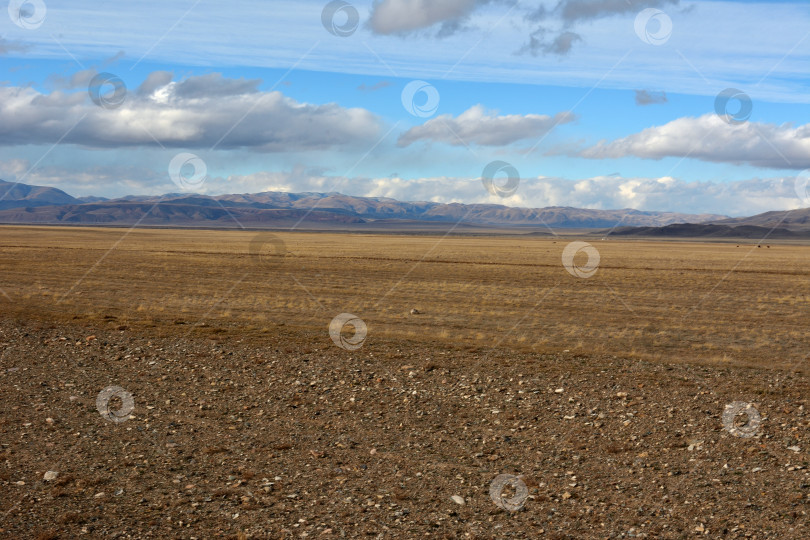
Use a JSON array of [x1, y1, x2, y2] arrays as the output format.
[[368, 0, 483, 35], [579, 114, 810, 170], [0, 72, 382, 152], [397, 105, 575, 147]]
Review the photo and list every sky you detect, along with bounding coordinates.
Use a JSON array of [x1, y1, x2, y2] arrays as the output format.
[[0, 0, 809, 216]]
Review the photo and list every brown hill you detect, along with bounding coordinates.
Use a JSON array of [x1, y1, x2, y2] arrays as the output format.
[[712, 208, 810, 230], [0, 179, 78, 210]]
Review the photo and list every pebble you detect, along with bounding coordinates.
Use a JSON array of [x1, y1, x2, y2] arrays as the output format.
[[451, 495, 465, 505], [43, 471, 59, 481], [554, 388, 564, 394]]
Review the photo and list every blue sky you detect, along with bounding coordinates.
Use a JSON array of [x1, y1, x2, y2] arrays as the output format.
[[1, 0, 809, 216]]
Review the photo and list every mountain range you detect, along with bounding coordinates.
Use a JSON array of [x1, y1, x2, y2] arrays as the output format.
[[0, 178, 808, 237]]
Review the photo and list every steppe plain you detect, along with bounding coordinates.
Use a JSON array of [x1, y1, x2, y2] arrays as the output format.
[[0, 226, 808, 538]]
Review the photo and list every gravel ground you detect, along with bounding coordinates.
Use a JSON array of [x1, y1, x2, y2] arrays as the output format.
[[1, 316, 808, 538]]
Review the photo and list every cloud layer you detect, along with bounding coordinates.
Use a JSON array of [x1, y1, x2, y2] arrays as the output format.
[[522, 0, 679, 56], [398, 105, 575, 147], [368, 0, 485, 36], [0, 72, 381, 152], [580, 114, 810, 170]]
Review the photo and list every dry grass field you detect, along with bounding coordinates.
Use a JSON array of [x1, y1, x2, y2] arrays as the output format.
[[1, 226, 809, 538], [1, 225, 809, 368]]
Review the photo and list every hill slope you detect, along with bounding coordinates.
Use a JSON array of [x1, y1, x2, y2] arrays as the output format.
[[0, 179, 79, 210]]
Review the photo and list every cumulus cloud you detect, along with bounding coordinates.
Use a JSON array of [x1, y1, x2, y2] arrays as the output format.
[[635, 89, 668, 106], [0, 72, 381, 152], [522, 0, 679, 56], [397, 105, 575, 147], [579, 114, 810, 170], [368, 0, 487, 36]]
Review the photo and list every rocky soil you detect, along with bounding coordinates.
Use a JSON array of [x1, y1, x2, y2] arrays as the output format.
[[1, 316, 808, 538]]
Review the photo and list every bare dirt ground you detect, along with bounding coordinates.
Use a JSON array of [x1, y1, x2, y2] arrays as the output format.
[[0, 226, 809, 538]]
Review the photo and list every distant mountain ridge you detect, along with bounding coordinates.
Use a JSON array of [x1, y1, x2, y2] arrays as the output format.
[[3, 178, 805, 237], [0, 179, 79, 210], [0, 181, 727, 228]]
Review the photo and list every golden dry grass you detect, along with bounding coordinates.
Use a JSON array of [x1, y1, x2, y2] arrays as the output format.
[[2, 225, 809, 369]]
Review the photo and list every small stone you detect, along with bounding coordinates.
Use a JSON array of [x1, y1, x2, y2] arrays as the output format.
[[94, 492, 105, 498], [616, 392, 628, 398], [14, 481, 25, 486], [451, 495, 465, 505], [554, 388, 564, 394], [45, 417, 54, 424], [410, 309, 421, 315], [562, 491, 572, 500], [43, 471, 58, 481], [788, 445, 801, 452]]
